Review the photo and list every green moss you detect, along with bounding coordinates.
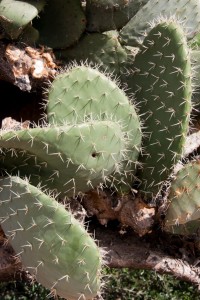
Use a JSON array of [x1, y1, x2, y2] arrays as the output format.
[[102, 268, 200, 300], [0, 268, 199, 299]]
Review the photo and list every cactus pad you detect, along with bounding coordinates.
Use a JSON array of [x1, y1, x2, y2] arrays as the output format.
[[0, 0, 46, 39], [164, 160, 200, 235], [55, 32, 129, 77], [46, 65, 142, 190], [127, 20, 192, 197], [120, 0, 200, 46], [0, 176, 102, 299], [0, 121, 128, 196]]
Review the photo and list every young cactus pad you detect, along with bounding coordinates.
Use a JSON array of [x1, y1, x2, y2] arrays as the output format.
[[0, 176, 102, 299], [127, 20, 192, 197], [46, 65, 142, 190], [164, 160, 200, 235], [119, 0, 200, 47], [0, 121, 129, 196]]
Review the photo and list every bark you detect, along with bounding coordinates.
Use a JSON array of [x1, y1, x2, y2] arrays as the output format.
[[0, 40, 57, 91], [95, 226, 200, 288], [82, 190, 155, 236]]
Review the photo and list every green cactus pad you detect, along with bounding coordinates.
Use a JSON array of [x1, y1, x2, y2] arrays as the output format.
[[55, 32, 130, 77], [0, 176, 102, 299], [164, 160, 200, 235], [0, 0, 46, 39], [33, 0, 86, 49], [0, 121, 129, 196], [46, 65, 142, 190], [119, 0, 200, 46], [127, 21, 192, 197], [86, 0, 149, 32]]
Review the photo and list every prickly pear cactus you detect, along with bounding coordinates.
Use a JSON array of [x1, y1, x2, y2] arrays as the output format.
[[46, 64, 142, 190], [0, 176, 102, 299], [0, 121, 128, 196], [126, 20, 192, 198], [55, 32, 130, 77], [0, 0, 46, 39], [120, 0, 200, 47], [164, 160, 200, 235]]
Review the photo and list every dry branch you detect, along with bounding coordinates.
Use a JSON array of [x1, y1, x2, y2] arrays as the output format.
[[95, 226, 200, 288]]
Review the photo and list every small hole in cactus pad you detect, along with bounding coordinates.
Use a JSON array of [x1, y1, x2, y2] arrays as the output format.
[[91, 152, 100, 158]]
